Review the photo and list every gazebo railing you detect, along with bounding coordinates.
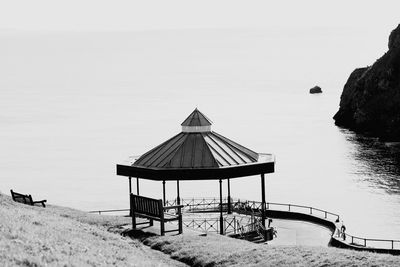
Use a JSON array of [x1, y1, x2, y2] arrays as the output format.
[[236, 219, 257, 238], [166, 198, 263, 215], [165, 197, 231, 212], [232, 200, 263, 215], [87, 199, 340, 222], [253, 217, 269, 241], [182, 215, 253, 235]]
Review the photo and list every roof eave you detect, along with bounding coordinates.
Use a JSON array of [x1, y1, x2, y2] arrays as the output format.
[[116, 160, 275, 181]]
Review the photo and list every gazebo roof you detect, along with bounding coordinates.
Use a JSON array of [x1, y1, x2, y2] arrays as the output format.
[[133, 131, 259, 169], [116, 109, 274, 180]]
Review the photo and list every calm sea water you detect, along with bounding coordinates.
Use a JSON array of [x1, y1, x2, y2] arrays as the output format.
[[1, 29, 400, 239]]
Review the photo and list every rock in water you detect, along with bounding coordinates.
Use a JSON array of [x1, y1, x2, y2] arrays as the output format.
[[309, 86, 322, 94], [333, 24, 400, 141]]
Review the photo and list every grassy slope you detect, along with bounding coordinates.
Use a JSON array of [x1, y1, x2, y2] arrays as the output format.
[[140, 228, 400, 267], [2, 192, 399, 267], [0, 193, 184, 267]]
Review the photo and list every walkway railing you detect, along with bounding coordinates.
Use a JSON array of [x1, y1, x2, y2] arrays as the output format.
[[88, 208, 129, 215], [89, 197, 400, 253], [231, 200, 339, 221], [337, 232, 400, 250], [235, 200, 400, 251], [267, 201, 340, 221]]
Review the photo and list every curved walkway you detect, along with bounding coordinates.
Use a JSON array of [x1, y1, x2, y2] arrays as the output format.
[[90, 197, 400, 255], [233, 200, 400, 255], [174, 198, 400, 255], [267, 219, 332, 246]]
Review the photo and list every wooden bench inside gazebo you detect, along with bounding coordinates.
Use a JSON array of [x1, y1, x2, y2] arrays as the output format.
[[130, 194, 183, 236]]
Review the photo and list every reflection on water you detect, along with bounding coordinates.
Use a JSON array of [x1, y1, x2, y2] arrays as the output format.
[[342, 129, 400, 195]]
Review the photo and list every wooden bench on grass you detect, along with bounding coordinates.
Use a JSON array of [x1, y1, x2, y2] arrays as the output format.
[[10, 190, 47, 207], [130, 194, 183, 236]]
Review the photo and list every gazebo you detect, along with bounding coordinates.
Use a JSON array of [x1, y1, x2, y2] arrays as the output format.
[[116, 108, 275, 234]]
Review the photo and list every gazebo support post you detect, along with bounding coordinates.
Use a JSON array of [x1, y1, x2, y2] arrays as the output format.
[[261, 173, 266, 227], [227, 178, 232, 214], [162, 180, 166, 205], [136, 178, 140, 195], [219, 179, 224, 235], [128, 177, 132, 217], [130, 193, 135, 229], [176, 180, 181, 205]]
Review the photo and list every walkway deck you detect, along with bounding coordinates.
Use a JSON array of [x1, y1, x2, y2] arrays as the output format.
[[126, 213, 332, 247], [91, 198, 400, 255], [268, 219, 332, 246]]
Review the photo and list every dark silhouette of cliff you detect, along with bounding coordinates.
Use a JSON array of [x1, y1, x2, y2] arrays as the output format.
[[334, 24, 400, 141]]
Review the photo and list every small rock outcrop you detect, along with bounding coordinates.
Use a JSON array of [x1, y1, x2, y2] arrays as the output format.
[[333, 24, 400, 140], [309, 86, 322, 94]]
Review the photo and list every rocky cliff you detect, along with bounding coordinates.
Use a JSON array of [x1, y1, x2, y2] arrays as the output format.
[[333, 24, 400, 140]]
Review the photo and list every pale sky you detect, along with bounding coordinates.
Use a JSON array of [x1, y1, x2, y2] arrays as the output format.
[[0, 0, 399, 32]]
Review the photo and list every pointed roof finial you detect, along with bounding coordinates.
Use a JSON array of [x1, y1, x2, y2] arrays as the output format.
[[181, 108, 212, 132], [181, 108, 212, 126]]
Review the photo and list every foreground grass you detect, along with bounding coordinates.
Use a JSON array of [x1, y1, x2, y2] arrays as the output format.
[[136, 227, 400, 267], [2, 191, 399, 267], [0, 193, 183, 266]]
